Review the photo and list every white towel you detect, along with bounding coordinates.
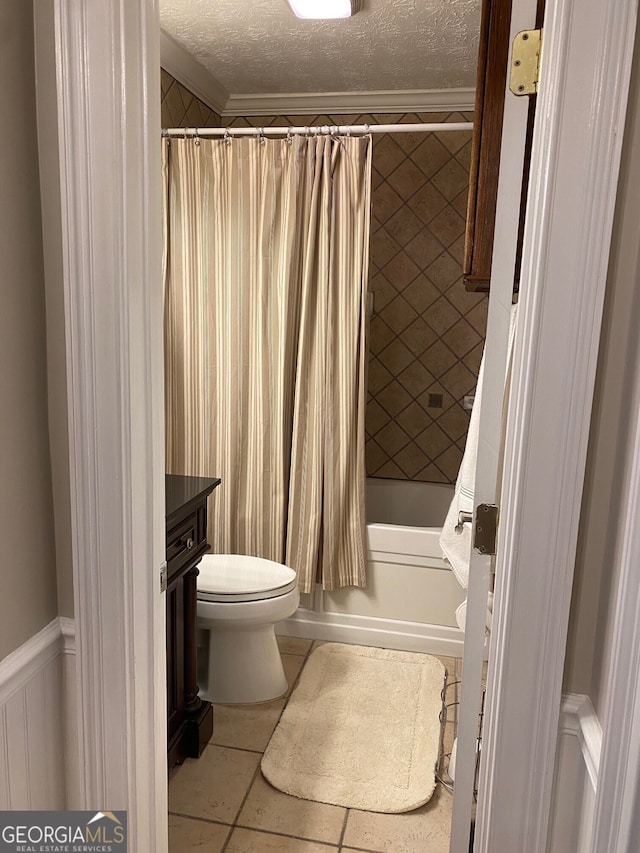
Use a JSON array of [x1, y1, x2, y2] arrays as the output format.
[[440, 305, 518, 589], [449, 737, 458, 781]]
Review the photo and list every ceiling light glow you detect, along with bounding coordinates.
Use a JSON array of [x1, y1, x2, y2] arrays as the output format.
[[287, 0, 357, 19]]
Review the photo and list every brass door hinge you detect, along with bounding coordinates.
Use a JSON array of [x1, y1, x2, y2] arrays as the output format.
[[474, 504, 499, 556], [510, 29, 543, 96], [160, 562, 168, 593]]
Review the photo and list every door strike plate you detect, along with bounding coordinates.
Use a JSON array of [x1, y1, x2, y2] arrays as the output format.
[[474, 504, 499, 556], [510, 29, 543, 96]]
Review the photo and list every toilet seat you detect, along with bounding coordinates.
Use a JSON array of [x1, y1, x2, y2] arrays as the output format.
[[197, 554, 297, 603]]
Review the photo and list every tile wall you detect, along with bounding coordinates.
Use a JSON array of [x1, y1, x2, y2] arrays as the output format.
[[366, 115, 487, 484], [161, 69, 221, 128], [161, 71, 488, 485]]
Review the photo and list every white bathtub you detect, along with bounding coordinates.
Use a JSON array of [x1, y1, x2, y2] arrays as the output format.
[[278, 478, 466, 656], [366, 476, 455, 527]]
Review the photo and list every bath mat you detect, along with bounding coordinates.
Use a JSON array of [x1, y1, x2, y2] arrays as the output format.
[[261, 643, 445, 813]]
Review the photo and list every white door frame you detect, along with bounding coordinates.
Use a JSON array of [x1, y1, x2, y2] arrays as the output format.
[[451, 0, 538, 846], [48, 0, 637, 851], [478, 0, 638, 849], [45, 0, 168, 849], [588, 49, 640, 849]]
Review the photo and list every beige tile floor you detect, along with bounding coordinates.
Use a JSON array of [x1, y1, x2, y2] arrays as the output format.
[[169, 639, 461, 853]]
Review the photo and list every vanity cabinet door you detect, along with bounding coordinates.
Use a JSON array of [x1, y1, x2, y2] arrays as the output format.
[[166, 572, 185, 753], [165, 474, 220, 766]]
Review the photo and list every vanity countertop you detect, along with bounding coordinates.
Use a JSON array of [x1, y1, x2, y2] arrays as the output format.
[[166, 474, 221, 526]]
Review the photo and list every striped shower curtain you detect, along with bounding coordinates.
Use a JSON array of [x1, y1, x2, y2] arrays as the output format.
[[163, 134, 372, 592]]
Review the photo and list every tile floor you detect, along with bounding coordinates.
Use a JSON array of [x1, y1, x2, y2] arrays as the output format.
[[169, 639, 461, 853]]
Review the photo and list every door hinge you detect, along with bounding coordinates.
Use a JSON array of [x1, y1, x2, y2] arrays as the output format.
[[510, 29, 543, 96], [474, 504, 499, 556], [160, 562, 168, 593]]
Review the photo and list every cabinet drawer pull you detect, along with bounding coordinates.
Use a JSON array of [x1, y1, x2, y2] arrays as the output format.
[[176, 536, 195, 551]]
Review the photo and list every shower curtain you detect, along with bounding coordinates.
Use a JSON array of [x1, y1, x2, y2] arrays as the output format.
[[163, 134, 372, 593]]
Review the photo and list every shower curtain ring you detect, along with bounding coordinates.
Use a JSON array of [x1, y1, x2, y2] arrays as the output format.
[[224, 129, 232, 146], [286, 127, 293, 145], [258, 127, 266, 146], [194, 128, 200, 146]]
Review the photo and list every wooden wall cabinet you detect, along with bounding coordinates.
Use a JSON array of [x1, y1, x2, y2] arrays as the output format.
[[464, 0, 543, 292]]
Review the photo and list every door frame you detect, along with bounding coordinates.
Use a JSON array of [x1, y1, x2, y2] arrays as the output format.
[[450, 0, 540, 845], [477, 0, 638, 849], [48, 0, 637, 851], [588, 47, 640, 850], [43, 0, 167, 849]]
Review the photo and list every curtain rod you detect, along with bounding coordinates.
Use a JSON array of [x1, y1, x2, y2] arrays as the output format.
[[161, 122, 473, 138]]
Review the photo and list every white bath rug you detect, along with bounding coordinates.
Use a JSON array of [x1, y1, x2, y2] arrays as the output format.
[[261, 643, 445, 813]]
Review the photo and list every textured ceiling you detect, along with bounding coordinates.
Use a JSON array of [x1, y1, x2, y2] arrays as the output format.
[[159, 0, 481, 95]]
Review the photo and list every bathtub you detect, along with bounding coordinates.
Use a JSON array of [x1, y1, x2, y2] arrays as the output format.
[[277, 478, 466, 657]]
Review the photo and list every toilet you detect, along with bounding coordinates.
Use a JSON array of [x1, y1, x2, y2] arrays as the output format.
[[196, 554, 300, 704]]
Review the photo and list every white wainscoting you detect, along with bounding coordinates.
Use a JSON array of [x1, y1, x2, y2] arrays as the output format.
[[0, 618, 69, 810], [548, 694, 602, 852], [0, 617, 600, 845]]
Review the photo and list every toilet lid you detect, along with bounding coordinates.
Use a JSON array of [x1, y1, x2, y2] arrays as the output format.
[[197, 554, 298, 603]]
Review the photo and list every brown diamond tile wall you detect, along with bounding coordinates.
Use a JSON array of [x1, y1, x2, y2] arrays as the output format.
[[161, 70, 221, 129], [222, 110, 489, 487], [160, 74, 487, 485]]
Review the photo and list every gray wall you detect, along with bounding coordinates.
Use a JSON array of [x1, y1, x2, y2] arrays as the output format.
[[563, 35, 640, 718], [0, 0, 59, 658], [33, 0, 74, 619]]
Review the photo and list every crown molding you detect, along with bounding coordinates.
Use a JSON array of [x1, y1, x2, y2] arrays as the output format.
[[160, 29, 228, 116], [222, 87, 476, 117], [159, 30, 475, 119]]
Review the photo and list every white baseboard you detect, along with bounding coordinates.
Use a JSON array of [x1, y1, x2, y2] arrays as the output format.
[[0, 618, 68, 809], [278, 607, 465, 657], [548, 694, 602, 852]]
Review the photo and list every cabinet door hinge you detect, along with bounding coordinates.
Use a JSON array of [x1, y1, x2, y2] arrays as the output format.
[[474, 504, 499, 556], [510, 29, 543, 96], [160, 562, 168, 593]]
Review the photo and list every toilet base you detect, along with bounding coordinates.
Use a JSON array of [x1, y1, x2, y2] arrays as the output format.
[[198, 623, 288, 704]]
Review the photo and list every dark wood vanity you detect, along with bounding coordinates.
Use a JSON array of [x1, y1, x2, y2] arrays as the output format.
[[165, 473, 221, 766]]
